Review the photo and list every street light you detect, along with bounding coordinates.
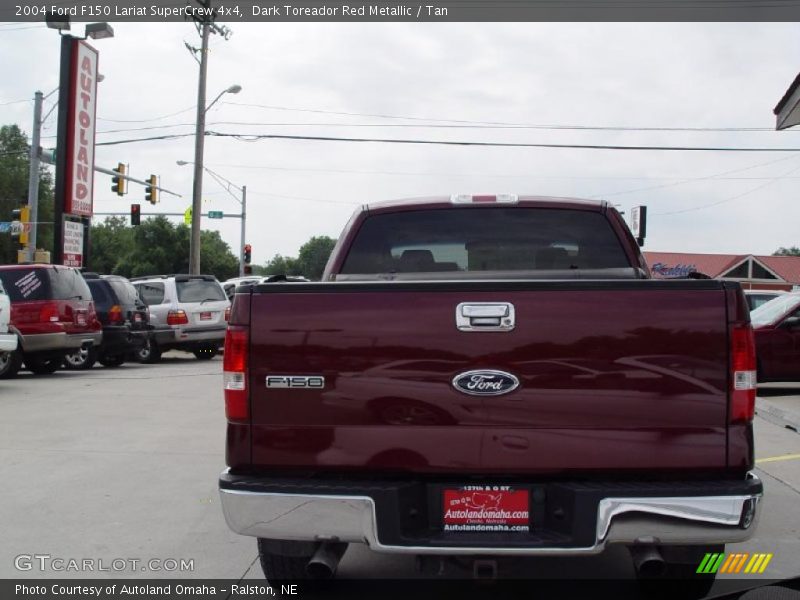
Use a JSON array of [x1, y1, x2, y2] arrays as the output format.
[[178, 160, 247, 276], [189, 83, 242, 275]]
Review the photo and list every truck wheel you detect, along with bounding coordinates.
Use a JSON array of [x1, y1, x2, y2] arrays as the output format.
[[63, 347, 97, 370], [25, 356, 61, 375], [257, 539, 315, 583], [193, 345, 218, 360], [634, 544, 722, 599], [99, 354, 125, 368], [136, 340, 161, 364], [0, 350, 22, 379]]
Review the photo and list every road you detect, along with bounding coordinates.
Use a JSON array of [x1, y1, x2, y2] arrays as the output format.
[[0, 355, 798, 595]]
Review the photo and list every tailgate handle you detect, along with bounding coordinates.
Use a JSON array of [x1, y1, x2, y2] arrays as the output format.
[[456, 302, 515, 332]]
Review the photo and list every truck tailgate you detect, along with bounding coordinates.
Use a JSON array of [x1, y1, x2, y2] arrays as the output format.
[[246, 280, 730, 474]]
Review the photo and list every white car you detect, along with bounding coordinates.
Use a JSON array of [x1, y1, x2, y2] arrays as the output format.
[[0, 278, 20, 369]]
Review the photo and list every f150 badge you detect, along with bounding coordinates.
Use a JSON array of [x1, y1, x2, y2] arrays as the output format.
[[452, 370, 519, 396], [266, 375, 325, 389]]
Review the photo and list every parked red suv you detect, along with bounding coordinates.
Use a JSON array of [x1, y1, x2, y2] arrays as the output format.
[[0, 264, 102, 377]]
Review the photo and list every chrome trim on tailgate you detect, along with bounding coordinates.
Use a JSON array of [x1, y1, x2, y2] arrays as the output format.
[[219, 472, 762, 555]]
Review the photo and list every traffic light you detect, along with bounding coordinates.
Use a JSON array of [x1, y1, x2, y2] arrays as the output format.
[[111, 162, 126, 196], [11, 206, 30, 245], [130, 203, 141, 226], [145, 174, 158, 205], [243, 243, 252, 264], [243, 265, 253, 275]]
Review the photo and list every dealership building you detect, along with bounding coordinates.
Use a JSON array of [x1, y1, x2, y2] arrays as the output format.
[[643, 252, 800, 291]]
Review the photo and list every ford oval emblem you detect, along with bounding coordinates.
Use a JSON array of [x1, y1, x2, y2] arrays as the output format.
[[452, 370, 520, 396]]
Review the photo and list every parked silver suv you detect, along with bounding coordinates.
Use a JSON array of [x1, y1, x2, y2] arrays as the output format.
[[131, 274, 230, 361]]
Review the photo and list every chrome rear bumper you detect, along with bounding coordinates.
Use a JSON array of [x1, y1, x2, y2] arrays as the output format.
[[219, 471, 761, 555]]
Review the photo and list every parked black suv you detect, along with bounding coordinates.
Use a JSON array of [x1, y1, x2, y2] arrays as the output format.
[[63, 274, 149, 369]]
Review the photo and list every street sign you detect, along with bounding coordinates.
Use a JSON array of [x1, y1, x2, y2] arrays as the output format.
[[63, 219, 84, 268], [208, 211, 223, 219], [184, 207, 192, 225], [0, 222, 11, 233]]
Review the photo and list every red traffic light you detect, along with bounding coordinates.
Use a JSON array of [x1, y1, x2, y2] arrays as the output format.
[[130, 203, 141, 226]]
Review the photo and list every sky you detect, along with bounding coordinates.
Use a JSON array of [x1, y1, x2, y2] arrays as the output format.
[[1, 21, 800, 265]]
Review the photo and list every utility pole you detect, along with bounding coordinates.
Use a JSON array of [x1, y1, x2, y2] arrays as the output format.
[[26, 91, 43, 261], [239, 185, 246, 276], [189, 5, 211, 275]]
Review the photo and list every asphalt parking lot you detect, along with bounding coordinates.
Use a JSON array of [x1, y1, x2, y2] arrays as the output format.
[[1, 355, 798, 593]]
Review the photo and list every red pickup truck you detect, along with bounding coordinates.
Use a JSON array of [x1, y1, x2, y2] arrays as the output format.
[[219, 195, 761, 594]]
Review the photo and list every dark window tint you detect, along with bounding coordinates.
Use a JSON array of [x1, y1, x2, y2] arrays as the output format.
[[176, 279, 226, 303], [723, 262, 749, 279], [87, 280, 113, 308], [107, 279, 138, 307], [0, 269, 51, 301], [49, 268, 92, 300], [751, 262, 778, 280], [341, 208, 630, 275], [136, 282, 165, 305]]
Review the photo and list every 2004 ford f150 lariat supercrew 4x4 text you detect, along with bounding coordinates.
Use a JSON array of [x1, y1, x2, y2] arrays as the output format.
[[218, 195, 761, 594]]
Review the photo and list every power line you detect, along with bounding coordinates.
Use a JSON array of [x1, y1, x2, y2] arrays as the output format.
[[0, 25, 45, 32], [207, 131, 800, 152], [592, 152, 800, 198], [655, 161, 800, 216], [220, 101, 790, 133], [96, 105, 196, 124], [0, 97, 32, 106]]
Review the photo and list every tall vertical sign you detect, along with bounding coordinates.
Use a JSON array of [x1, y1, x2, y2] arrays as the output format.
[[53, 38, 98, 265]]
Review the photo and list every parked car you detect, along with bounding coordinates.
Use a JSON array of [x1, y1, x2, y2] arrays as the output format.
[[219, 195, 761, 596], [63, 274, 149, 369], [222, 276, 263, 301], [0, 264, 102, 377], [751, 291, 800, 382], [131, 274, 230, 361], [0, 278, 19, 373], [744, 289, 786, 311]]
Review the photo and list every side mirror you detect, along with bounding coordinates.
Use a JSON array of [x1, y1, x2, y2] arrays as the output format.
[[781, 316, 800, 329]]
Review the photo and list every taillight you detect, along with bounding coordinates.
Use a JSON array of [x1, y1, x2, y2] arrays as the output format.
[[108, 304, 123, 324], [167, 310, 189, 325], [224, 306, 231, 322], [223, 325, 249, 422], [731, 324, 757, 423], [39, 302, 60, 323]]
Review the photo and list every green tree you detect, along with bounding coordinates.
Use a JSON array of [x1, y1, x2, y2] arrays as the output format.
[[0, 124, 55, 264], [262, 254, 301, 277], [92, 215, 239, 281], [90, 216, 134, 274], [296, 236, 337, 280], [773, 246, 800, 256], [197, 228, 239, 281]]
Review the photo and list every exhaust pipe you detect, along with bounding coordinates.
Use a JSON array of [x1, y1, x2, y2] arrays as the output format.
[[630, 545, 666, 578], [306, 542, 348, 579]]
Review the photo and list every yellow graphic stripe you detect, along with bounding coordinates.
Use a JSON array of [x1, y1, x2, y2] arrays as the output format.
[[744, 553, 774, 574], [756, 453, 800, 464], [758, 554, 773, 573]]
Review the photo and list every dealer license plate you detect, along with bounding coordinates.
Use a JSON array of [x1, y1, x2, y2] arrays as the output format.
[[443, 486, 530, 532]]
